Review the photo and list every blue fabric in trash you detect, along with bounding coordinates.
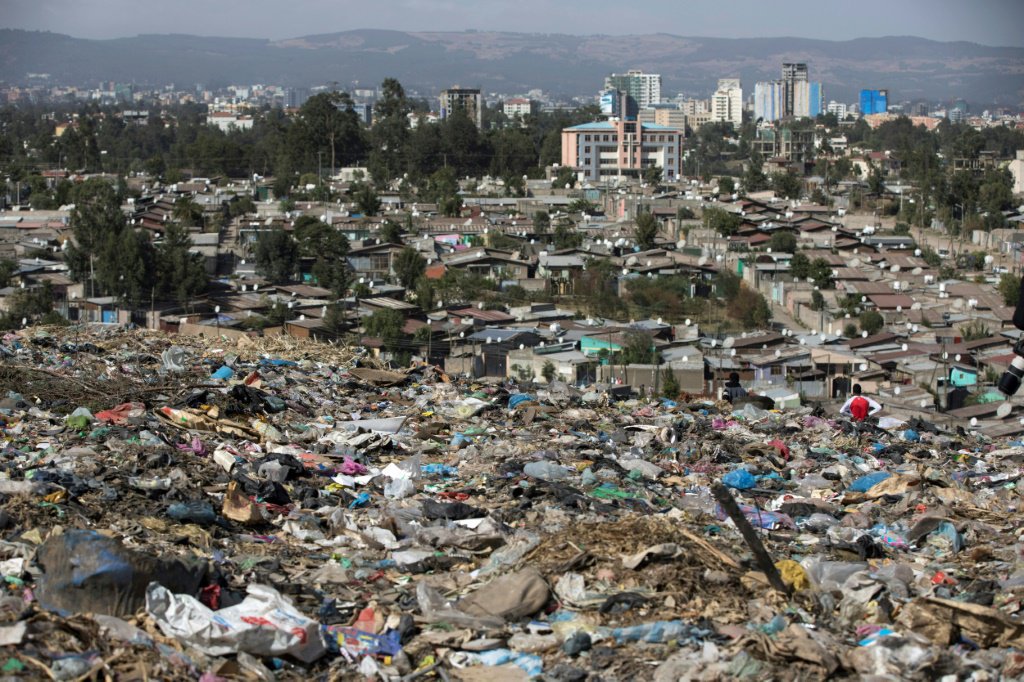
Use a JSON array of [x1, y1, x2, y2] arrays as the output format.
[[508, 394, 534, 409], [903, 429, 920, 442], [210, 365, 234, 380], [722, 469, 756, 490], [259, 358, 299, 367], [848, 471, 892, 493]]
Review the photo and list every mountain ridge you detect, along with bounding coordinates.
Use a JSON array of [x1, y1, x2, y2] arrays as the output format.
[[1, 28, 1022, 105]]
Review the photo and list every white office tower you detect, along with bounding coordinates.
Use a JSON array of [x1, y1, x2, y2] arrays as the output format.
[[711, 78, 743, 129]]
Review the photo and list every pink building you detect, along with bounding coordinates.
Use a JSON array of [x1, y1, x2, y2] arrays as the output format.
[[560, 120, 682, 183]]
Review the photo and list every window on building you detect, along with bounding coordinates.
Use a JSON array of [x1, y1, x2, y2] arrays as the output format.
[[585, 146, 591, 153]]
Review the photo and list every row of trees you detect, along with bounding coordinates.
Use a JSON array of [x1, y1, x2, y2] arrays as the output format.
[[64, 179, 206, 307], [1, 80, 603, 202]]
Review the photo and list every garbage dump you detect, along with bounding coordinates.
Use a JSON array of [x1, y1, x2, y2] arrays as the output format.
[[1, 325, 1023, 680]]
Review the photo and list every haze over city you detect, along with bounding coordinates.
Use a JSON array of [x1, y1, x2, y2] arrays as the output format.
[[4, 0, 1024, 46]]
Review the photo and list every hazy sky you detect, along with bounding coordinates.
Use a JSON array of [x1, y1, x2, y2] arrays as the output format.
[[4, 0, 1024, 47]]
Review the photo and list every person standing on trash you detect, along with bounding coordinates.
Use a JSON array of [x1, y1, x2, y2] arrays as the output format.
[[722, 372, 747, 403], [839, 384, 882, 422]]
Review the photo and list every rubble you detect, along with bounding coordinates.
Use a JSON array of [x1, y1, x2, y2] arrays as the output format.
[[1, 324, 1023, 679]]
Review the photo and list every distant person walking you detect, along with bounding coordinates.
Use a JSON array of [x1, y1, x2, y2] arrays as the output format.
[[722, 372, 748, 403], [839, 384, 882, 422]]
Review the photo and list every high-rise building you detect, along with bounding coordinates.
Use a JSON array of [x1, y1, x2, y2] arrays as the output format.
[[285, 87, 311, 109], [793, 81, 824, 118], [604, 70, 662, 112], [561, 120, 682, 183], [859, 89, 888, 115], [781, 63, 808, 118], [711, 78, 743, 129], [826, 101, 847, 119], [754, 81, 784, 122], [439, 87, 483, 128]]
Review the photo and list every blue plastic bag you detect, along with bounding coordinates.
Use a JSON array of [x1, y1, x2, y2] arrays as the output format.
[[722, 469, 757, 490], [848, 471, 891, 493], [210, 365, 234, 380]]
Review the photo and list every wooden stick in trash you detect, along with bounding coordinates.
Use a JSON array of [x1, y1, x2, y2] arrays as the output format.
[[710, 483, 792, 596]]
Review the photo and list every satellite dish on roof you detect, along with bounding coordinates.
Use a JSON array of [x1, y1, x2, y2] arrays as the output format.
[[894, 386, 901, 395], [848, 258, 861, 268], [697, 256, 707, 266], [890, 264, 901, 273], [911, 302, 921, 310], [723, 337, 735, 348], [912, 267, 922, 275], [626, 256, 638, 266], [997, 403, 1012, 419]]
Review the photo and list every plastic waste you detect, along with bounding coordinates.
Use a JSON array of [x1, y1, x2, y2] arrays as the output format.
[[36, 530, 206, 617], [166, 500, 217, 525], [468, 648, 543, 677], [508, 393, 535, 410], [211, 365, 234, 380], [523, 461, 570, 481], [146, 582, 326, 663], [848, 471, 892, 493], [384, 477, 416, 499], [722, 468, 757, 490], [602, 620, 703, 644]]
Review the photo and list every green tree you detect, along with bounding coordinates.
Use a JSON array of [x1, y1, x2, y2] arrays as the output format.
[[379, 220, 404, 245], [790, 251, 811, 280], [354, 184, 381, 216], [65, 178, 125, 288], [810, 290, 825, 310], [156, 222, 207, 306], [254, 228, 298, 283], [743, 154, 768, 192], [553, 222, 583, 250], [423, 167, 462, 217], [541, 360, 557, 383], [859, 309, 884, 335], [771, 171, 802, 199], [768, 231, 797, 253], [998, 273, 1021, 307], [172, 195, 204, 227], [552, 166, 576, 189], [322, 302, 348, 334], [676, 206, 695, 220], [368, 78, 411, 184], [634, 211, 659, 251], [843, 322, 858, 338], [661, 368, 680, 398], [703, 207, 743, 237], [0, 260, 17, 289], [643, 165, 663, 188], [298, 92, 367, 175], [394, 246, 426, 289], [620, 331, 656, 365], [364, 308, 407, 353], [718, 176, 735, 195], [415, 277, 436, 311], [533, 210, 550, 234], [809, 258, 833, 289]]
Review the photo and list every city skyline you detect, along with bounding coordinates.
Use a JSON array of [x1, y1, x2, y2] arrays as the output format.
[[4, 0, 1024, 48]]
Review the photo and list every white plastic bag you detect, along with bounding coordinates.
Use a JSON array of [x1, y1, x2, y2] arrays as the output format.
[[145, 582, 326, 663]]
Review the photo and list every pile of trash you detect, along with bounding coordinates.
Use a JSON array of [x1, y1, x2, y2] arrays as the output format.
[[0, 325, 1023, 680]]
